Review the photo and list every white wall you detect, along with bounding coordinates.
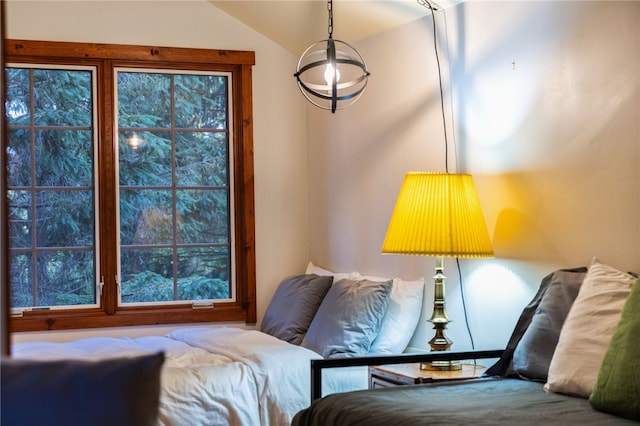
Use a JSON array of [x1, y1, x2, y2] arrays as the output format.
[[8, 1, 640, 352], [308, 1, 640, 352], [7, 0, 310, 342]]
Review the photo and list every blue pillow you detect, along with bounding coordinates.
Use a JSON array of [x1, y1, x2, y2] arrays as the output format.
[[1, 352, 164, 426], [301, 278, 393, 358]]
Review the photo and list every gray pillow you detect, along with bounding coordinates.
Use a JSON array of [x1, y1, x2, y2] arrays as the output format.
[[260, 274, 334, 345], [1, 352, 165, 426], [301, 278, 393, 358], [512, 268, 586, 381], [485, 267, 587, 377]]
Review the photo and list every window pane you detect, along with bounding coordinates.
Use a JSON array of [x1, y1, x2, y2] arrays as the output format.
[[33, 69, 92, 127], [36, 129, 93, 187], [176, 189, 228, 244], [7, 190, 31, 249], [35, 190, 94, 248], [120, 246, 232, 304], [177, 247, 230, 300], [175, 132, 228, 186], [117, 72, 171, 128], [120, 189, 173, 246], [120, 248, 174, 303], [119, 131, 172, 186], [6, 129, 31, 187], [9, 253, 33, 307], [36, 250, 96, 306], [10, 250, 96, 308], [174, 74, 227, 129], [5, 68, 31, 126]]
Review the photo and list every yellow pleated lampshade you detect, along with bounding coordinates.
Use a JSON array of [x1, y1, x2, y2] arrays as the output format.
[[381, 172, 494, 258]]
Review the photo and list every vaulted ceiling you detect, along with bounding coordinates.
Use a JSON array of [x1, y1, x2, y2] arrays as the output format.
[[208, 0, 462, 54]]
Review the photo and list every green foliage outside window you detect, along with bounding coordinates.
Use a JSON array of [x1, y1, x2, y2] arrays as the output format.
[[6, 66, 233, 308]]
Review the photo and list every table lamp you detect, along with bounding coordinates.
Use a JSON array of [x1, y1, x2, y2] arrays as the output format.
[[382, 172, 494, 370]]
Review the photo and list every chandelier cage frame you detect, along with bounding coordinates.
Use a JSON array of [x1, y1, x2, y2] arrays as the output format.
[[294, 0, 370, 113]]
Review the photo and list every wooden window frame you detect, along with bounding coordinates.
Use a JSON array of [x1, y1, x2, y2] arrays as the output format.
[[5, 39, 256, 332]]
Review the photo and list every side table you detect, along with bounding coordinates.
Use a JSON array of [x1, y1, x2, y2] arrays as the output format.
[[369, 363, 486, 389]]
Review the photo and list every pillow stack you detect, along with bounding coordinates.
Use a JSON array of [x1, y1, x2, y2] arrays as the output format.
[[544, 258, 636, 398], [260, 262, 425, 358], [486, 257, 639, 422]]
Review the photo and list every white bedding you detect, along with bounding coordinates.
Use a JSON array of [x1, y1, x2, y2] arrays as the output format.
[[12, 327, 369, 426]]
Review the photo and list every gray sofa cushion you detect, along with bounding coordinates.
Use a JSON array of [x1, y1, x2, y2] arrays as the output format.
[[1, 352, 164, 426]]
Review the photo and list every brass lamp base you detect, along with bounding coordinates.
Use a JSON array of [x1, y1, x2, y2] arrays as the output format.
[[421, 256, 461, 372]]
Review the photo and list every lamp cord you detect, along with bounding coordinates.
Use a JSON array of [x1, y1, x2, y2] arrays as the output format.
[[456, 258, 476, 350], [418, 0, 449, 173]]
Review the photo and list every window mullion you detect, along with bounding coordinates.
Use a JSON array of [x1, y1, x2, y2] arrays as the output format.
[[99, 60, 118, 315], [170, 75, 179, 301], [29, 69, 38, 306]]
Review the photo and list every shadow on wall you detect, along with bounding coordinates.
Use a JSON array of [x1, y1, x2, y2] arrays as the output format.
[[493, 207, 562, 263]]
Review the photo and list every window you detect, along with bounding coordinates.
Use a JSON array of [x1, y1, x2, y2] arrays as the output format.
[[5, 40, 256, 331], [6, 65, 97, 310], [117, 69, 234, 306]]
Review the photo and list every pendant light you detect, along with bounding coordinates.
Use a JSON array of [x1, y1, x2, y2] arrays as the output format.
[[294, 0, 370, 113]]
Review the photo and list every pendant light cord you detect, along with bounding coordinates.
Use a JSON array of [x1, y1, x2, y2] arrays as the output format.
[[327, 0, 334, 39], [418, 0, 449, 173]]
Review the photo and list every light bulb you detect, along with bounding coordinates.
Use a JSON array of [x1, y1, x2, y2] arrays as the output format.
[[324, 63, 341, 85]]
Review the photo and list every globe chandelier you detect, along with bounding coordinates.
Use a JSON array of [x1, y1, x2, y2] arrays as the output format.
[[294, 0, 370, 113]]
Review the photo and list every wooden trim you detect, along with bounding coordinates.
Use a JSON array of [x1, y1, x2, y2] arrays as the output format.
[[5, 39, 255, 65], [99, 60, 118, 316], [1, 0, 9, 355], [238, 63, 256, 324], [12, 303, 248, 332]]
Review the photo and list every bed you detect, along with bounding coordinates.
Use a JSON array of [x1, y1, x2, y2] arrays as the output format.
[[7, 264, 426, 426], [293, 258, 640, 425], [11, 328, 323, 425]]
